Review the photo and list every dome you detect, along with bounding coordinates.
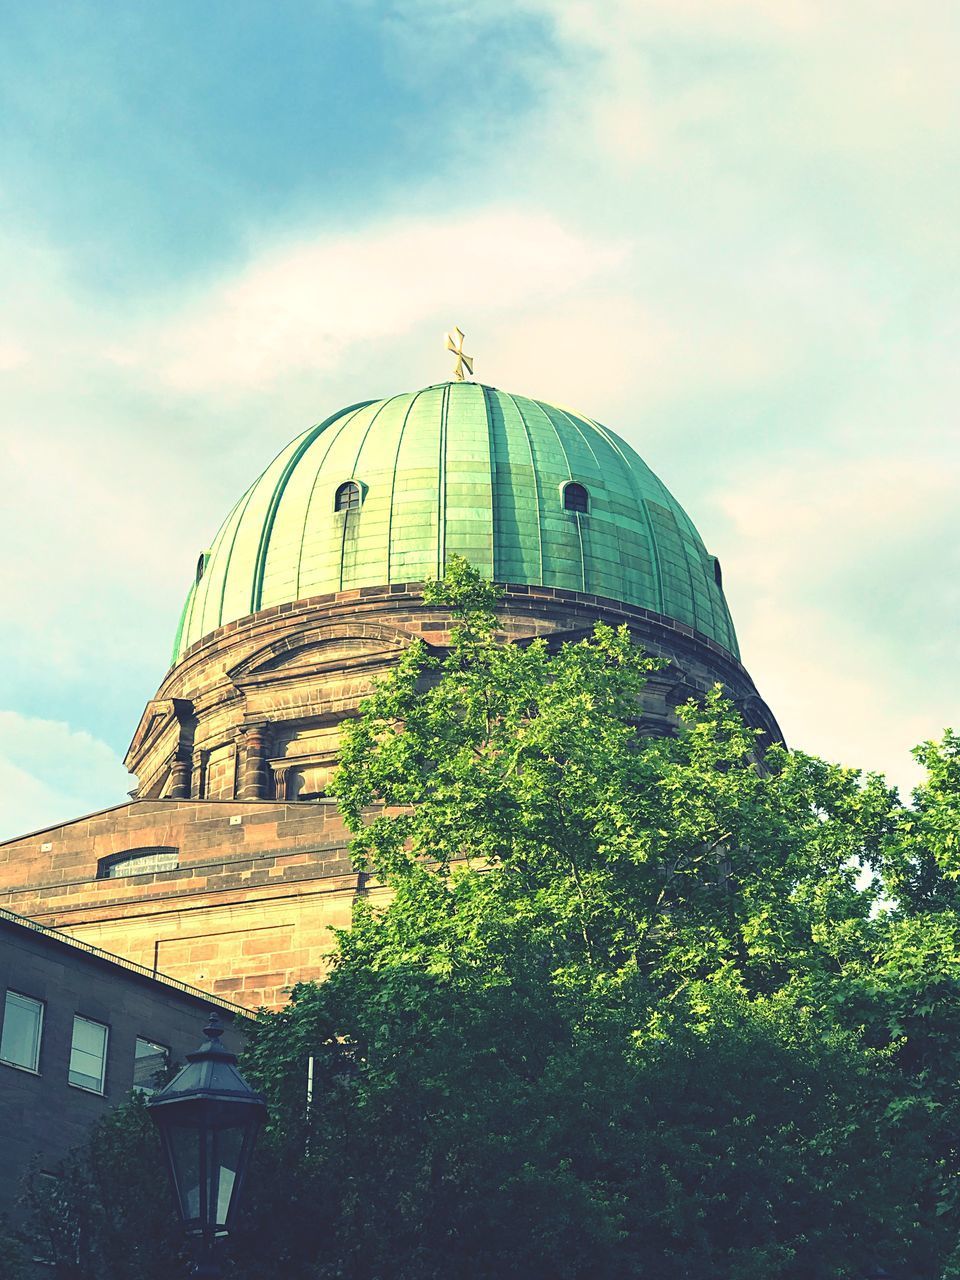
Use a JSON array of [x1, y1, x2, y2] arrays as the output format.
[[173, 382, 739, 662]]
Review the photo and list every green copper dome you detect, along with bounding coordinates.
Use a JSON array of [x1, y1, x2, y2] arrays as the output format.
[[173, 382, 738, 661]]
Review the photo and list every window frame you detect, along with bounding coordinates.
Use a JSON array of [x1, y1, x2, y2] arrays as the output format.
[[0, 990, 45, 1075], [561, 481, 590, 514], [96, 845, 180, 879], [133, 1035, 170, 1096], [333, 480, 363, 513], [68, 1014, 110, 1095]]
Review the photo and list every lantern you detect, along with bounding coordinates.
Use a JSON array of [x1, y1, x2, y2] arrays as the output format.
[[148, 1011, 266, 1277]]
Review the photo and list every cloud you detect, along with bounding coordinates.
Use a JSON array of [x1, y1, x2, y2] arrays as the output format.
[[715, 450, 960, 794], [737, 597, 936, 798], [0, 206, 633, 771], [0, 341, 28, 371], [718, 451, 957, 592], [120, 211, 628, 396], [0, 713, 132, 843], [1, 0, 958, 832], [519, 0, 959, 163]]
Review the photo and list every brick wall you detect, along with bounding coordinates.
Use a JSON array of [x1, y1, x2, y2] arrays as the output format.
[[0, 800, 372, 1009]]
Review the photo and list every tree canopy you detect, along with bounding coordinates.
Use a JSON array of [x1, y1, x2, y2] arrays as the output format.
[[24, 560, 960, 1279]]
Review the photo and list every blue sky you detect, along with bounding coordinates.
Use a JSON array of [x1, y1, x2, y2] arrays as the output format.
[[0, 2, 555, 289], [1, 0, 958, 837]]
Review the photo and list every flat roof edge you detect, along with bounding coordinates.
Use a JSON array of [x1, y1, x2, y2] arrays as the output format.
[[0, 906, 253, 1019]]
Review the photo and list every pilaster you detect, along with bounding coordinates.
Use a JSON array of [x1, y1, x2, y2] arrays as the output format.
[[238, 724, 270, 800]]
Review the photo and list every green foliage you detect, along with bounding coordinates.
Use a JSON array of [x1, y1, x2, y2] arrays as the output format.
[[25, 562, 960, 1277], [882, 729, 960, 910], [22, 1093, 185, 1280], [0, 1222, 30, 1280]]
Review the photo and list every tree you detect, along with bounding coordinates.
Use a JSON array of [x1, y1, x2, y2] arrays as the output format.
[[24, 561, 960, 1278], [237, 560, 956, 1277], [20, 1094, 185, 1280], [0, 1223, 30, 1280]]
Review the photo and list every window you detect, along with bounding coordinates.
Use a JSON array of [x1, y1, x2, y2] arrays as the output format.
[[562, 482, 589, 513], [196, 552, 209, 584], [96, 846, 179, 879], [134, 1037, 169, 1095], [69, 1016, 108, 1093], [0, 991, 44, 1072], [334, 481, 362, 512], [712, 556, 723, 589]]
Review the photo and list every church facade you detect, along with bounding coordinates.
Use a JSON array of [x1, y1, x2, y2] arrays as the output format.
[[0, 379, 780, 1011]]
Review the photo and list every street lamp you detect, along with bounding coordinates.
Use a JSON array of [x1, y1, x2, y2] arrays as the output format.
[[148, 1011, 267, 1279]]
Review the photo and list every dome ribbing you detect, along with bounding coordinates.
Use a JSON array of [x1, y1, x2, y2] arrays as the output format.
[[173, 382, 738, 661]]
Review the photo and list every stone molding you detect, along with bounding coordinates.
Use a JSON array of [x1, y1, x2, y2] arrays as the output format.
[[125, 582, 782, 802]]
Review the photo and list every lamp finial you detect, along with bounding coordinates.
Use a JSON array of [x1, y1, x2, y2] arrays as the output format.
[[203, 1010, 224, 1041]]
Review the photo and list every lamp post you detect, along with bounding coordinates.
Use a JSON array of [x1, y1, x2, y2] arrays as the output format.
[[148, 1011, 267, 1279]]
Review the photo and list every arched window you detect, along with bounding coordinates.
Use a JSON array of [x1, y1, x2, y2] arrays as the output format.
[[334, 481, 362, 512], [562, 482, 589, 513], [712, 557, 723, 588], [196, 552, 208, 584], [97, 847, 180, 879]]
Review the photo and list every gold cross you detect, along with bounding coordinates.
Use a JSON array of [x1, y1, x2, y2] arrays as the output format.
[[445, 327, 474, 382]]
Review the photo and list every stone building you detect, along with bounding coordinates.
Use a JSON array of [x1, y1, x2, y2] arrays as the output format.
[[0, 379, 780, 1011]]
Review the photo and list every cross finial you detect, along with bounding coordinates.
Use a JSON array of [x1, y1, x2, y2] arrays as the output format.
[[445, 327, 474, 382]]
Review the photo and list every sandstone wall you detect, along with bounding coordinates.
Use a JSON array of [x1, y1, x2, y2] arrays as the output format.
[[0, 585, 780, 1011], [0, 798, 384, 1010]]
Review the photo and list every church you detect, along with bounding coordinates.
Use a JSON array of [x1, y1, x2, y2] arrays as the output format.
[[0, 345, 780, 1012]]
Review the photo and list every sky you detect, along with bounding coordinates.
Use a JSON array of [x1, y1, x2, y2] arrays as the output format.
[[1, 0, 957, 839]]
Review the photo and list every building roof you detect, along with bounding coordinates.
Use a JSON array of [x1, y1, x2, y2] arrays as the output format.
[[173, 381, 738, 661], [0, 906, 251, 1019]]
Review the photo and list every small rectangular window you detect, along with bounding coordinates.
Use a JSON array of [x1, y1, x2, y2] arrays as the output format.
[[69, 1016, 109, 1093], [0, 991, 44, 1073], [133, 1037, 169, 1095]]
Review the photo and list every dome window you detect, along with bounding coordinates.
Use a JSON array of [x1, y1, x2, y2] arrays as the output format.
[[562, 482, 589, 513], [195, 552, 210, 584], [711, 556, 723, 589], [334, 481, 362, 513]]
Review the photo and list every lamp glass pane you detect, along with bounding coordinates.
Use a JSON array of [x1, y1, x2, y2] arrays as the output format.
[[168, 1124, 202, 1226], [209, 1125, 243, 1228]]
